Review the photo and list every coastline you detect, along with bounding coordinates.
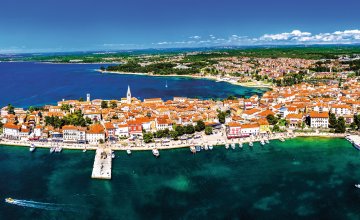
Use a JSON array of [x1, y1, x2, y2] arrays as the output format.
[[0, 132, 347, 152], [97, 69, 274, 88]]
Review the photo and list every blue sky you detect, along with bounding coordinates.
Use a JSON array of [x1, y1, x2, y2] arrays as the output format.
[[1, 0, 359, 53]]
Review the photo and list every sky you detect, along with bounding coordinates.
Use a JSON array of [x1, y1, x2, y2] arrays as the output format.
[[0, 0, 359, 53]]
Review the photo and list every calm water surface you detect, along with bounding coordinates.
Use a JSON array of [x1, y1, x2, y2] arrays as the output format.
[[1, 137, 360, 219], [0, 62, 267, 107]]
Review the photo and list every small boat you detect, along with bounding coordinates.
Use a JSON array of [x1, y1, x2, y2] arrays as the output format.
[[111, 151, 115, 159], [209, 145, 213, 150], [204, 145, 209, 150], [260, 140, 265, 146], [195, 146, 201, 152], [152, 148, 160, 157], [249, 142, 254, 147], [82, 148, 87, 153], [280, 137, 285, 142], [55, 147, 62, 153], [127, 149, 132, 155], [190, 146, 196, 154], [225, 144, 230, 149], [165, 80, 168, 88], [29, 144, 36, 152], [265, 139, 270, 144], [239, 142, 243, 148], [5, 198, 14, 204], [231, 143, 236, 149], [50, 147, 55, 154], [355, 184, 360, 189]]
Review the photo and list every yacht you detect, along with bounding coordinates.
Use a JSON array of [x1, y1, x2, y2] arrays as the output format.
[[127, 149, 132, 155], [195, 145, 201, 152], [5, 198, 14, 204], [231, 143, 236, 149], [249, 142, 254, 147], [152, 148, 160, 157], [55, 146, 62, 153], [190, 146, 196, 154], [29, 144, 36, 152], [225, 144, 230, 149], [50, 147, 55, 154]]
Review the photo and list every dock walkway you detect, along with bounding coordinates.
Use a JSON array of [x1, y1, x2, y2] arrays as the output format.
[[91, 148, 112, 180]]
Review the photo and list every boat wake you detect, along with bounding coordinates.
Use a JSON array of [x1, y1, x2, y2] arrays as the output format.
[[5, 198, 80, 212]]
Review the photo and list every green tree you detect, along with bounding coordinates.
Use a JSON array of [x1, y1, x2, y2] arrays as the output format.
[[185, 124, 195, 134], [218, 111, 226, 124], [79, 97, 85, 102], [170, 130, 179, 140], [101, 100, 108, 109], [28, 106, 35, 113], [272, 125, 281, 132], [335, 117, 346, 133], [109, 101, 117, 109], [61, 104, 71, 111], [7, 104, 15, 115], [350, 122, 357, 130], [328, 113, 337, 129], [175, 125, 185, 136], [205, 126, 213, 135], [196, 120, 206, 131], [143, 132, 154, 143], [266, 114, 278, 125]]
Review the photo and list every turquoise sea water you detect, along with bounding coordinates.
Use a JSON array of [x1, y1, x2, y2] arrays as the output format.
[[1, 137, 360, 219], [0, 62, 267, 108]]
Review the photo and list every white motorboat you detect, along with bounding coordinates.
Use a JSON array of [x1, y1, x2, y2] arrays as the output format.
[[249, 142, 254, 147], [190, 146, 196, 154], [209, 145, 213, 150], [111, 151, 115, 159], [152, 148, 160, 157], [355, 184, 360, 189], [55, 147, 62, 153], [260, 140, 265, 146], [29, 144, 36, 152], [265, 139, 270, 144], [280, 137, 285, 142], [239, 142, 243, 148], [127, 149, 132, 155], [50, 147, 55, 154], [204, 144, 209, 150], [231, 143, 236, 149], [82, 148, 87, 153], [225, 144, 230, 149]]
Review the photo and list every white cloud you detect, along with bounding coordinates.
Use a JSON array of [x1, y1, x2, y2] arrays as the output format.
[[189, 35, 201, 39], [260, 30, 311, 41]]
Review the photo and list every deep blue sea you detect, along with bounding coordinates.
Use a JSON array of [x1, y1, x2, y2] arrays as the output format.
[[1, 138, 360, 219], [0, 62, 267, 108]]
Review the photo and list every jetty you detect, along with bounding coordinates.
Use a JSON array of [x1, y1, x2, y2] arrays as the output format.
[[91, 147, 112, 180], [345, 135, 360, 150]]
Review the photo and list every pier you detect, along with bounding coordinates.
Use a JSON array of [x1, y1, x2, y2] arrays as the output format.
[[91, 147, 112, 180]]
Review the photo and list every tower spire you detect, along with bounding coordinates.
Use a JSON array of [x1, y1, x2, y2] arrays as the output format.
[[127, 85, 131, 104]]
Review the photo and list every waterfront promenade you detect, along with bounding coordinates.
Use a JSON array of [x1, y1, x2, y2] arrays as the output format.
[[91, 147, 112, 180]]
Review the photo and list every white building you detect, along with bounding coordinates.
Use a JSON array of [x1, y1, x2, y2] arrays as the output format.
[[309, 112, 329, 128], [86, 124, 105, 144], [62, 125, 86, 143], [3, 123, 20, 139]]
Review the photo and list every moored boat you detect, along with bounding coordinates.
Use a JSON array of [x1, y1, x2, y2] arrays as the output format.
[[50, 147, 55, 154], [225, 144, 230, 149], [355, 184, 360, 188], [231, 143, 236, 149], [190, 146, 196, 154], [249, 141, 253, 147], [111, 151, 115, 159], [29, 144, 36, 152], [260, 140, 265, 146], [152, 148, 160, 157], [127, 149, 132, 155], [265, 139, 270, 144], [195, 145, 201, 152], [209, 145, 213, 150]]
